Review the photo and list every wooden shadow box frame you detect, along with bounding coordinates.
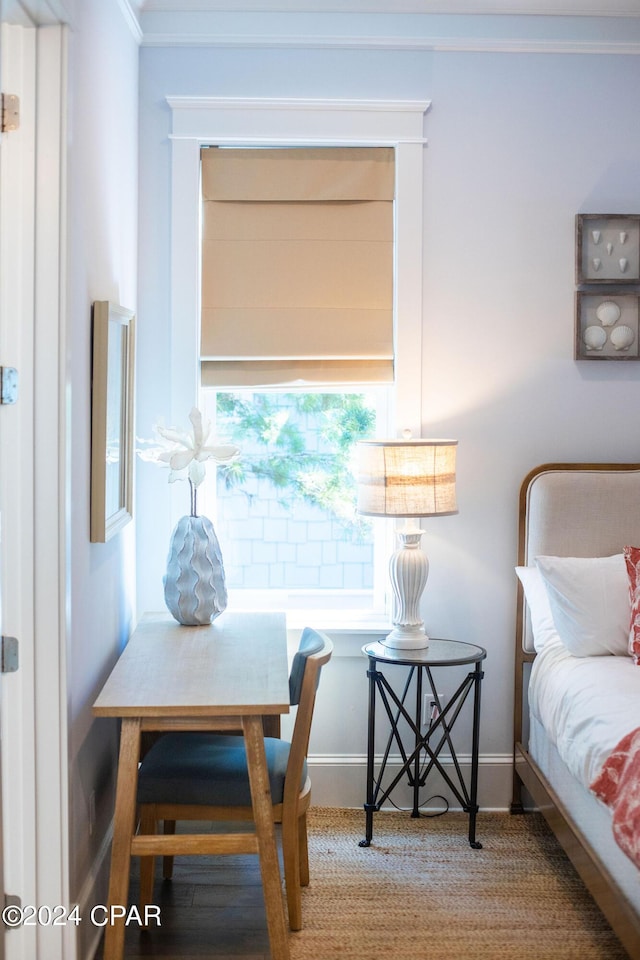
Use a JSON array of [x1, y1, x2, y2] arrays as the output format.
[[90, 300, 136, 542], [576, 214, 640, 285]]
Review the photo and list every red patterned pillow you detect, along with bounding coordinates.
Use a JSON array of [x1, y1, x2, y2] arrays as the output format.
[[623, 546, 640, 664]]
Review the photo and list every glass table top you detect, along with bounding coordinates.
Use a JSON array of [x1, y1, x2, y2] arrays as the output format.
[[362, 638, 486, 667]]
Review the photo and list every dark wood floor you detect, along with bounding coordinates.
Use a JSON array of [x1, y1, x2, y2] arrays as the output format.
[[97, 823, 273, 959]]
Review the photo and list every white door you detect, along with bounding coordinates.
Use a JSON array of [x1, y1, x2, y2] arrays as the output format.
[[0, 6, 69, 957], [0, 17, 7, 960], [0, 9, 38, 960]]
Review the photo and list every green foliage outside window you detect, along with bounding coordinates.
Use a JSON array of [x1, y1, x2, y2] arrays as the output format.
[[215, 392, 375, 535]]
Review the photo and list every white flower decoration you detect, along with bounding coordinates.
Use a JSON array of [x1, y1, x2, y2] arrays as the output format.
[[139, 407, 239, 516], [154, 407, 238, 488]]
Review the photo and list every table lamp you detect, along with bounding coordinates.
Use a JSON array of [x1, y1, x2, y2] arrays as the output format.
[[356, 437, 458, 650]]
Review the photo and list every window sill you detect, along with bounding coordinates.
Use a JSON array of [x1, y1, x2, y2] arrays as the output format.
[[284, 610, 389, 659], [225, 590, 389, 655], [226, 590, 388, 632], [285, 608, 388, 634]]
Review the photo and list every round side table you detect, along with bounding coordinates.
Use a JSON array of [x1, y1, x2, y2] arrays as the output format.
[[360, 638, 486, 849]]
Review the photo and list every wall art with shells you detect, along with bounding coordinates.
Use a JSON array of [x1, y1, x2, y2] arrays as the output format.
[[576, 214, 640, 284], [575, 292, 640, 361]]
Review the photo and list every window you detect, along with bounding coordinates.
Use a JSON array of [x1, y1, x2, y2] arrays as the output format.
[[199, 385, 390, 614], [198, 145, 396, 615], [167, 97, 428, 622]]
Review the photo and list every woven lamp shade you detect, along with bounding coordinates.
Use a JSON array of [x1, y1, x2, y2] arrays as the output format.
[[356, 439, 458, 518]]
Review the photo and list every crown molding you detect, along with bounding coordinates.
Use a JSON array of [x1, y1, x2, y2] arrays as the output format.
[[138, 11, 640, 52], [143, 32, 640, 52], [139, 0, 640, 14], [116, 0, 144, 43]]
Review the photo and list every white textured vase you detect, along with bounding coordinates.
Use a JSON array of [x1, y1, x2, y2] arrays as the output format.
[[164, 515, 227, 626]]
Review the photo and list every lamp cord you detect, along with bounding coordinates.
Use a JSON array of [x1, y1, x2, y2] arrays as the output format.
[[386, 794, 450, 818]]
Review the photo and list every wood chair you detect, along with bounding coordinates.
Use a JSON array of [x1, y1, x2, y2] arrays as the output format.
[[136, 627, 333, 931]]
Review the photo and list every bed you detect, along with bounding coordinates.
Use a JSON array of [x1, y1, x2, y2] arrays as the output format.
[[512, 462, 640, 959]]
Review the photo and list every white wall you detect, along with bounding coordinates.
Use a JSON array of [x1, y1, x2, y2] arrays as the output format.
[[65, 1, 138, 952], [136, 38, 640, 810], [418, 50, 640, 777]]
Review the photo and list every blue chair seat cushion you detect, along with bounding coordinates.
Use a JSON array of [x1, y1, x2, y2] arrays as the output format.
[[137, 732, 306, 807]]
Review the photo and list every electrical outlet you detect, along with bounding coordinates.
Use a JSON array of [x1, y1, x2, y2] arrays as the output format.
[[422, 692, 446, 727]]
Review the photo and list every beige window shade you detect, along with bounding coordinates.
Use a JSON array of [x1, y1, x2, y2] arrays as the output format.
[[200, 147, 395, 388]]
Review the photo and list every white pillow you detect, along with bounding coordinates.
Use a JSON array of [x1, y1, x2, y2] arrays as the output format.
[[535, 554, 630, 657], [515, 566, 561, 653]]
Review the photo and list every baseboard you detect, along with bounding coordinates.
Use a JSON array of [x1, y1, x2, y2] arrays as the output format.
[[307, 753, 514, 812], [75, 820, 114, 960]]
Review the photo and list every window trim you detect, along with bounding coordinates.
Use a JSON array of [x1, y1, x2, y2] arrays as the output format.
[[167, 97, 429, 624]]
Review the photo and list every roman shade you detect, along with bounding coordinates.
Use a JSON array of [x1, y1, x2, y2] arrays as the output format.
[[200, 146, 395, 387]]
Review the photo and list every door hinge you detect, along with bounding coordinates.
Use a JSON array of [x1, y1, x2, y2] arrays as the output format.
[[1, 94, 19, 133], [0, 367, 18, 405], [1, 637, 18, 673], [3, 893, 21, 929]]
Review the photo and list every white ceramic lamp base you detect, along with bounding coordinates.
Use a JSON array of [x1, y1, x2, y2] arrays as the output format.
[[383, 527, 429, 650]]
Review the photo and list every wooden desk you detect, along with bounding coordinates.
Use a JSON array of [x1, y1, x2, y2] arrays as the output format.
[[93, 611, 290, 960]]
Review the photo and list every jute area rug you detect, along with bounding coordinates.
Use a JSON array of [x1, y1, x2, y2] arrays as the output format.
[[291, 807, 628, 960]]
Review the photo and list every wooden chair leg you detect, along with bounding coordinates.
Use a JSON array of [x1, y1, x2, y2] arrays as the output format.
[[298, 812, 309, 887], [282, 807, 302, 931], [163, 819, 176, 879], [243, 716, 290, 959], [138, 806, 157, 917]]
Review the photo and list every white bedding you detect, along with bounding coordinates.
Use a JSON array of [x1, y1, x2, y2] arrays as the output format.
[[529, 638, 640, 789], [529, 715, 640, 907]]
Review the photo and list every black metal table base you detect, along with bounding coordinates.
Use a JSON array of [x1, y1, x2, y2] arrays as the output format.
[[360, 653, 484, 850]]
